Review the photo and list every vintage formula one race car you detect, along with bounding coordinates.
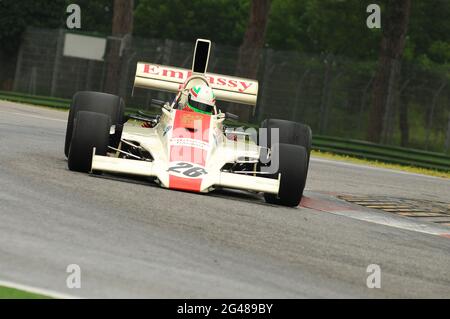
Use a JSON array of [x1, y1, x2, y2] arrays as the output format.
[[64, 39, 312, 206]]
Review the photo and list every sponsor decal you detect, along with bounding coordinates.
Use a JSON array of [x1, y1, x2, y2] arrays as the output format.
[[180, 112, 204, 128], [190, 86, 200, 98], [142, 64, 253, 93], [170, 137, 210, 151]]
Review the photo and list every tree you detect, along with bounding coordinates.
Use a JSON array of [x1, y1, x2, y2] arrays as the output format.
[[66, 0, 114, 35], [235, 0, 271, 79], [398, 77, 411, 147], [134, 0, 249, 46], [266, 0, 382, 60], [367, 0, 411, 143], [0, 0, 66, 89], [0, 0, 115, 90], [233, 0, 271, 121], [405, 0, 450, 65], [104, 0, 134, 95]]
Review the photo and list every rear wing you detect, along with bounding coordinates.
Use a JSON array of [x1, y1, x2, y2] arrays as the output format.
[[133, 39, 258, 106], [133, 63, 258, 106]]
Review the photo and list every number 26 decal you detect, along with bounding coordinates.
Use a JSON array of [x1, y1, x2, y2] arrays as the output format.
[[168, 162, 207, 178]]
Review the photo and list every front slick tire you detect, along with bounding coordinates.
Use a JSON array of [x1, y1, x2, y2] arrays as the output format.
[[64, 91, 124, 158], [264, 143, 308, 207], [68, 111, 110, 173]]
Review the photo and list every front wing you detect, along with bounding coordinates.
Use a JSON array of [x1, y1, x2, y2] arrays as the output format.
[[91, 150, 280, 194]]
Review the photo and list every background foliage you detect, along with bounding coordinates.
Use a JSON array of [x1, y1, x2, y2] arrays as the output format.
[[1, 0, 448, 65], [0, 0, 449, 151]]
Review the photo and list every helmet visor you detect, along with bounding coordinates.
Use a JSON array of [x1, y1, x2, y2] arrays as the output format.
[[188, 95, 214, 114]]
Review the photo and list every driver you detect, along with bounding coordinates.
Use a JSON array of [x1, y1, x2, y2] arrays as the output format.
[[182, 84, 216, 115]]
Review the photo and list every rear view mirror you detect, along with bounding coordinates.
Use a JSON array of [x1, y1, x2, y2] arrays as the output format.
[[226, 112, 239, 121], [150, 99, 165, 108]]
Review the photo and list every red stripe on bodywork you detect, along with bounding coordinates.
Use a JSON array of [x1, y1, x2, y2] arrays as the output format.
[[169, 175, 202, 192], [169, 110, 211, 192]]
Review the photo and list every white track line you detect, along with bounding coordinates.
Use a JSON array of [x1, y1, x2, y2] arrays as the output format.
[[302, 194, 450, 238], [0, 279, 80, 299], [0, 110, 67, 123], [311, 157, 449, 180], [330, 210, 450, 237]]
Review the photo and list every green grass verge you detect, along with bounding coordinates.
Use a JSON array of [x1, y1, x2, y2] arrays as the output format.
[[0, 91, 70, 108], [312, 150, 450, 179], [0, 286, 52, 299]]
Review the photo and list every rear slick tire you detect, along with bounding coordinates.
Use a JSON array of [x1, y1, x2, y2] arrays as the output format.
[[260, 118, 312, 156]]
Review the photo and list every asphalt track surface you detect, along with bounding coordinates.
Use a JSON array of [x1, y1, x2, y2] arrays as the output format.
[[0, 100, 449, 298]]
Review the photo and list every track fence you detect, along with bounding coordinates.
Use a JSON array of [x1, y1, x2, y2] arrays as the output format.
[[8, 27, 450, 154]]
